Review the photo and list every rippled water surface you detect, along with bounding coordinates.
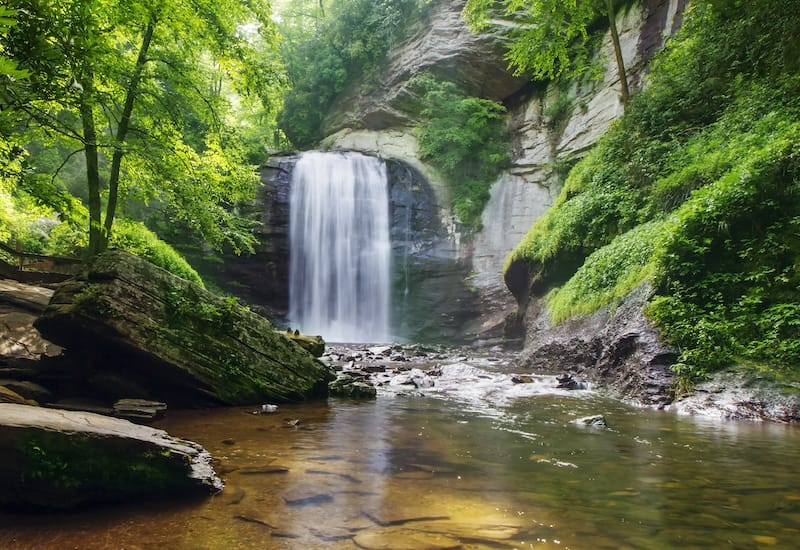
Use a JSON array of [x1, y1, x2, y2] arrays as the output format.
[[2, 354, 800, 549]]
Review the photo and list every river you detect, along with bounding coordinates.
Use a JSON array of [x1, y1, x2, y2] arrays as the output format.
[[1, 349, 799, 549]]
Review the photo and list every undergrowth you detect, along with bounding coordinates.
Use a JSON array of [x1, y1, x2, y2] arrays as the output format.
[[505, 0, 800, 381], [411, 73, 509, 228]]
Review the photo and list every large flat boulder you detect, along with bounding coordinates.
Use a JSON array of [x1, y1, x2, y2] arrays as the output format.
[[34, 250, 333, 407], [0, 403, 222, 510], [0, 279, 63, 362]]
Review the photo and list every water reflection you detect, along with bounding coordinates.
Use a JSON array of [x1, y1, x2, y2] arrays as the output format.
[[1, 381, 799, 549]]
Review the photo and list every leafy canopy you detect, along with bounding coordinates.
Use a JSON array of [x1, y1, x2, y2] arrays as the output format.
[[2, 0, 283, 257], [463, 0, 605, 81]]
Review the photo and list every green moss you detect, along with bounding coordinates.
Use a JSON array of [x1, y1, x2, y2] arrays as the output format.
[[548, 220, 663, 323], [20, 434, 189, 496], [504, 143, 644, 290], [110, 219, 204, 286], [149, 271, 330, 404]]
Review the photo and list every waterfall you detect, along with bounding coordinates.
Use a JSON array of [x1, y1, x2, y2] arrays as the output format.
[[289, 151, 391, 343]]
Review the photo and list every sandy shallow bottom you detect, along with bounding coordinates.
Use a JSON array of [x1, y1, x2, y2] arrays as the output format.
[[2, 350, 800, 549]]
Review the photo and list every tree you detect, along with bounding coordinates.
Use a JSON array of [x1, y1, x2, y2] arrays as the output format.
[[463, 0, 630, 105], [0, 7, 27, 80], [2, 0, 283, 256], [277, 0, 431, 147], [1, 7, 28, 188]]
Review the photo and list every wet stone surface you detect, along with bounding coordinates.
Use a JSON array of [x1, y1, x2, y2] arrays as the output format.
[[320, 343, 593, 406], [2, 367, 800, 549]]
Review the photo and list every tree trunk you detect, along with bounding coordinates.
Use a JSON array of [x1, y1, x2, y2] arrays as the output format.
[[104, 19, 156, 242], [80, 72, 104, 257], [606, 0, 629, 107]]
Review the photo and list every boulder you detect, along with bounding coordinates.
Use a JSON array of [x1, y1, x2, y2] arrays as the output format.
[[0, 379, 51, 402], [0, 385, 38, 406], [34, 250, 334, 407], [0, 403, 221, 510], [517, 283, 676, 407], [0, 279, 63, 362], [112, 399, 167, 423], [670, 369, 800, 422], [279, 329, 325, 358], [574, 415, 608, 428], [328, 375, 377, 399]]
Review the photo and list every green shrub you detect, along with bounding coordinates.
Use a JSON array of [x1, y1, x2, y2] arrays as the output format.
[[109, 219, 205, 286], [412, 74, 509, 227], [506, 0, 800, 382], [647, 120, 800, 377]]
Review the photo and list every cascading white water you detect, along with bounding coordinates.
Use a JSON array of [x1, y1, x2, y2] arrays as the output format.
[[289, 151, 391, 342]]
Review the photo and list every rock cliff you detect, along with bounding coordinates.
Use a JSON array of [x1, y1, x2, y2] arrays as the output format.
[[318, 0, 687, 343], [321, 0, 526, 135]]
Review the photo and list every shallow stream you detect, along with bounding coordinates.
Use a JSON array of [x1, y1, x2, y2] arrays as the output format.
[[2, 351, 799, 549]]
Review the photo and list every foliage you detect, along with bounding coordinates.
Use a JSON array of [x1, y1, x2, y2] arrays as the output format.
[[506, 0, 800, 381], [646, 118, 800, 378], [411, 73, 509, 227], [463, 0, 605, 82], [109, 219, 205, 286], [2, 0, 282, 255], [0, 6, 28, 80], [548, 220, 663, 323], [277, 0, 431, 148], [0, 186, 204, 287]]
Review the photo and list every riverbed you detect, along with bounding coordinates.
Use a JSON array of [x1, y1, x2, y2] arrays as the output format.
[[2, 350, 799, 549]]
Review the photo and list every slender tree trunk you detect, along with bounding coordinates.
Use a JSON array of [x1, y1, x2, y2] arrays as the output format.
[[80, 72, 104, 257], [104, 19, 156, 243], [606, 0, 629, 107]]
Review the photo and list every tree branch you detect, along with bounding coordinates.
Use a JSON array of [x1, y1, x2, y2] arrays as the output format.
[[50, 148, 86, 187], [104, 16, 157, 240]]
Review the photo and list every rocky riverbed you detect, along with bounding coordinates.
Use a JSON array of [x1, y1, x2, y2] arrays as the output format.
[[324, 343, 592, 406], [322, 343, 800, 423]]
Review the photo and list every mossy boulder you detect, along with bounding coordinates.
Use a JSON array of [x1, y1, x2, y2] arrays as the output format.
[[0, 403, 222, 510], [34, 250, 333, 407], [328, 374, 377, 399], [278, 329, 325, 358]]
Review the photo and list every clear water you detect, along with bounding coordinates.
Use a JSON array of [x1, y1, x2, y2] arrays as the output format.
[[2, 354, 799, 549], [288, 151, 391, 343]]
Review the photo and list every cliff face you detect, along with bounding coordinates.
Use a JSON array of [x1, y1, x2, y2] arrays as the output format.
[[321, 0, 526, 136], [240, 0, 687, 347], [255, 154, 481, 344], [321, 0, 687, 342]]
